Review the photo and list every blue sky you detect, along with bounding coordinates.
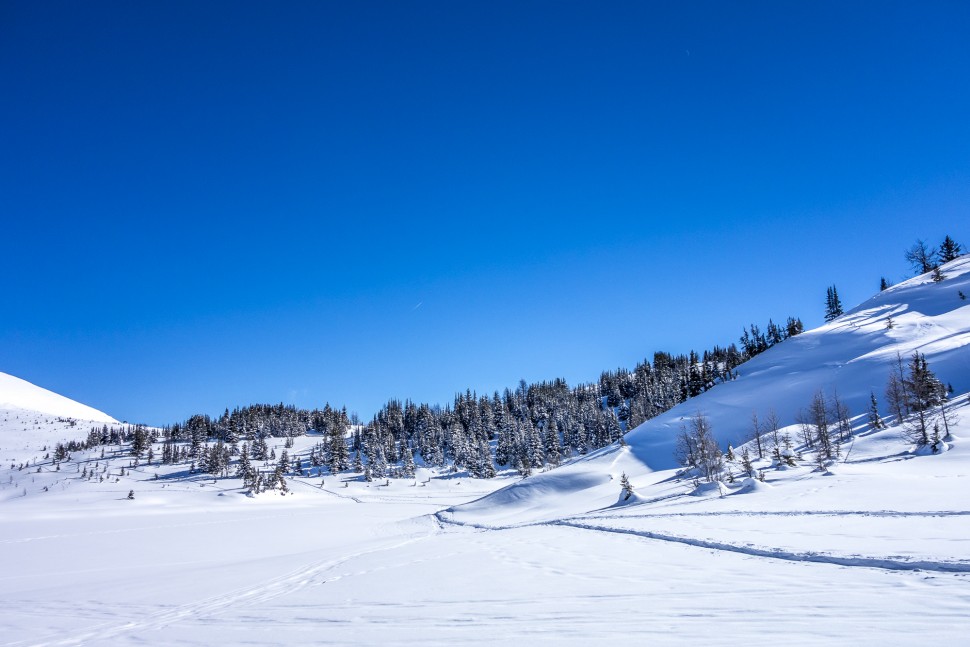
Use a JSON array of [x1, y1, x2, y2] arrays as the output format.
[[2, 1, 969, 425]]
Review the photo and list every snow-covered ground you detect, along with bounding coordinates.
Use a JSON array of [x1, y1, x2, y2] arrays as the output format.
[[2, 259, 969, 645]]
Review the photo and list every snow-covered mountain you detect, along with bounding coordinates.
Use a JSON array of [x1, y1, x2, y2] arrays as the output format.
[[0, 371, 117, 452], [0, 371, 116, 423], [446, 256, 970, 526]]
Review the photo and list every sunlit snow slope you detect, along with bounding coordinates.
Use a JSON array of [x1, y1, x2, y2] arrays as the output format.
[[449, 256, 970, 525], [0, 371, 117, 451]]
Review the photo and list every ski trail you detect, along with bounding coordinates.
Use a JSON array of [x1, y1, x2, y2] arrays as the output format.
[[435, 511, 970, 574], [15, 527, 439, 647], [552, 520, 970, 574]]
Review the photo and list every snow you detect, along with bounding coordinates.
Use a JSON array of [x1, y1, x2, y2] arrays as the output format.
[[2, 258, 970, 644], [0, 372, 118, 459]]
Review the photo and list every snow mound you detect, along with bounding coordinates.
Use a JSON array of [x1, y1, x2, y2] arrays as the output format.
[[0, 371, 116, 423], [913, 441, 950, 456], [731, 477, 773, 494], [612, 489, 648, 507], [690, 480, 728, 497]]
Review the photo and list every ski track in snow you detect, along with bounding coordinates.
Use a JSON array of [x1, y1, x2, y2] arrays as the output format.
[[550, 520, 970, 574], [435, 510, 970, 574], [10, 528, 441, 647]]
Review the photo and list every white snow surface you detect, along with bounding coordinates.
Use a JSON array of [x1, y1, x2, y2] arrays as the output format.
[[2, 258, 970, 645], [0, 371, 116, 424]]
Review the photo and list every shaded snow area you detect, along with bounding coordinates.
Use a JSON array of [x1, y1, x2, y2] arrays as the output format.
[[2, 258, 970, 645]]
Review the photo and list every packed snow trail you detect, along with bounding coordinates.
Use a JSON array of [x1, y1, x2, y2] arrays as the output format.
[[551, 520, 970, 574]]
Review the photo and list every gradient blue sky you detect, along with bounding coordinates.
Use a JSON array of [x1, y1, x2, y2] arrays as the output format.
[[2, 1, 969, 425]]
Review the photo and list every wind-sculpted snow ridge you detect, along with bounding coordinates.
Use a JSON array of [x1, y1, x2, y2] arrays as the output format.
[[449, 256, 970, 526], [0, 371, 117, 424]]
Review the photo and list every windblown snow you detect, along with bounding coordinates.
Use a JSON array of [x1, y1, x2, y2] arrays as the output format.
[[1, 258, 969, 645]]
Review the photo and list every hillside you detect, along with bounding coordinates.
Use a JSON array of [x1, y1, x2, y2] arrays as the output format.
[[1, 259, 969, 645], [445, 256, 970, 526], [0, 371, 118, 456]]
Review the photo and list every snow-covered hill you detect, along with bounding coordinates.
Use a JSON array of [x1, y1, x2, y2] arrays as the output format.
[[2, 259, 970, 645], [0, 372, 116, 424], [446, 256, 970, 526], [0, 371, 117, 453]]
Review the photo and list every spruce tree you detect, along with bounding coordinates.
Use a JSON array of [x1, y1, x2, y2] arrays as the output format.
[[824, 285, 844, 322], [867, 392, 884, 430], [902, 352, 944, 446], [401, 444, 416, 478], [939, 235, 963, 263], [619, 472, 634, 501]]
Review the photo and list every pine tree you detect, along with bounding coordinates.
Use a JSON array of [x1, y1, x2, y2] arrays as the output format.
[[902, 352, 944, 446], [938, 235, 963, 263], [740, 447, 755, 477], [619, 472, 634, 501], [880, 277, 891, 291], [401, 444, 416, 478], [824, 285, 844, 322], [867, 392, 884, 430]]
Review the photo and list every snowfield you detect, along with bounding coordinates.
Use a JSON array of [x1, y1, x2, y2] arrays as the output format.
[[2, 258, 970, 645]]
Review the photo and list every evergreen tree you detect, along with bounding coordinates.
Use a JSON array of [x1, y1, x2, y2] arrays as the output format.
[[880, 277, 891, 291], [740, 447, 755, 477], [824, 285, 844, 322], [867, 392, 884, 430], [401, 443, 416, 478], [131, 426, 150, 457], [938, 235, 963, 263], [619, 472, 634, 501], [236, 443, 254, 486], [543, 418, 562, 468], [902, 352, 944, 446]]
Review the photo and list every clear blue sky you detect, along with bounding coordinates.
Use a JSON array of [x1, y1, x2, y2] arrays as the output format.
[[2, 1, 969, 425]]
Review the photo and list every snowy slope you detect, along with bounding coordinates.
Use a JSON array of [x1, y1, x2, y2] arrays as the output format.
[[3, 261, 970, 645], [0, 372, 116, 424], [0, 371, 118, 454], [448, 256, 970, 525]]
